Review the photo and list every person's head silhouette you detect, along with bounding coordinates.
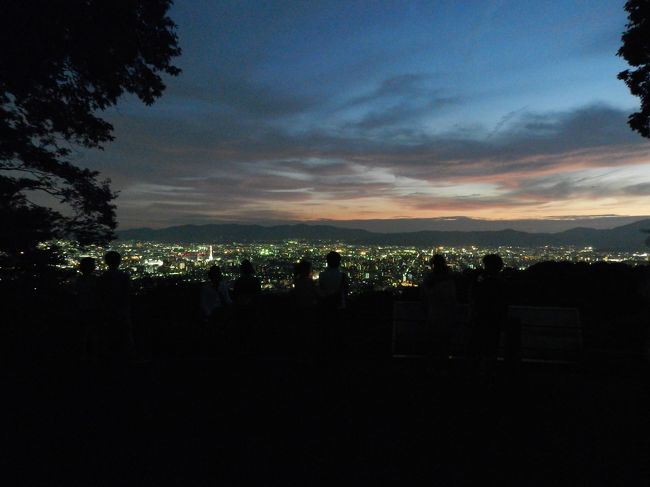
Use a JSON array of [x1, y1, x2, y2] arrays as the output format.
[[79, 257, 96, 275], [326, 251, 341, 269], [240, 259, 254, 276], [208, 265, 223, 283], [104, 251, 121, 271], [295, 260, 312, 279], [430, 254, 448, 273], [482, 254, 504, 275]]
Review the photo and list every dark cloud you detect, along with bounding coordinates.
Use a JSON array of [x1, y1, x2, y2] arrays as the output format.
[[492, 170, 650, 204], [405, 194, 540, 212], [213, 76, 318, 117], [353, 95, 457, 131], [361, 104, 649, 180], [99, 97, 646, 185], [621, 182, 650, 196], [335, 73, 460, 132], [108, 104, 647, 178], [506, 179, 596, 202], [342, 74, 437, 108]]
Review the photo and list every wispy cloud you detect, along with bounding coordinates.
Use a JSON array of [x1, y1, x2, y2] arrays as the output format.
[[80, 99, 650, 227]]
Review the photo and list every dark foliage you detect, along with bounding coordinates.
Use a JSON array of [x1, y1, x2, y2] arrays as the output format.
[[618, 0, 650, 137], [0, 0, 181, 253]]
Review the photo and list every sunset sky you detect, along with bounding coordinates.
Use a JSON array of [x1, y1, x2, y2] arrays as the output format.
[[76, 0, 650, 229]]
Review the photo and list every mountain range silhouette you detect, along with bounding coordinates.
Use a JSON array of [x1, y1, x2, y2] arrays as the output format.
[[117, 219, 650, 250]]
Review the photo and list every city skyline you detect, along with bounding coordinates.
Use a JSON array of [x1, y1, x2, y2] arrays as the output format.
[[55, 238, 650, 294], [74, 1, 650, 229]]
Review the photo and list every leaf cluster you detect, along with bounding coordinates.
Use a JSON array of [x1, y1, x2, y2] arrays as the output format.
[[0, 0, 181, 253], [618, 0, 650, 137]]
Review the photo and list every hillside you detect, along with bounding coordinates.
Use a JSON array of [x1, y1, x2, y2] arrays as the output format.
[[117, 219, 650, 250]]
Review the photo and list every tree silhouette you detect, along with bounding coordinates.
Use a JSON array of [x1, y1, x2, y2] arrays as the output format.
[[0, 0, 181, 254], [618, 0, 650, 137]]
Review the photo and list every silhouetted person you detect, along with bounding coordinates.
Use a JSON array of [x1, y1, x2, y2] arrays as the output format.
[[201, 265, 231, 322], [293, 260, 319, 307], [74, 257, 101, 361], [319, 251, 348, 310], [98, 251, 134, 360], [421, 254, 457, 369], [199, 265, 232, 355], [469, 254, 508, 376], [318, 251, 349, 354], [232, 260, 261, 352], [232, 260, 261, 306], [292, 260, 319, 352]]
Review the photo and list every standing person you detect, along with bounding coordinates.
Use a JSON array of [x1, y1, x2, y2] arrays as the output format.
[[98, 251, 134, 361], [469, 254, 508, 376], [421, 254, 457, 370], [200, 265, 231, 355], [293, 260, 319, 308], [318, 251, 348, 310], [200, 265, 231, 322], [74, 257, 101, 361], [318, 251, 349, 354], [232, 260, 261, 307]]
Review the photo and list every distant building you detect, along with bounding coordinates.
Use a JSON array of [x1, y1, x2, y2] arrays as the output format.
[[207, 245, 214, 262]]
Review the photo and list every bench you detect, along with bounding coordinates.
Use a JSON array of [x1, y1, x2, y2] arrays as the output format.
[[392, 301, 582, 363]]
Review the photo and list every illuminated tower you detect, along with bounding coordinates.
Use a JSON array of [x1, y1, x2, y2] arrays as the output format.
[[207, 245, 214, 262]]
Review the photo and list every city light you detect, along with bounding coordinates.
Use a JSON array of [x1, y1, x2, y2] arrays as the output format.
[[47, 239, 650, 293]]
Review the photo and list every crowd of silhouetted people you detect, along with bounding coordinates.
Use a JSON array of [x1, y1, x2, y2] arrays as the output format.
[[67, 246, 535, 376], [420, 253, 520, 375], [196, 251, 350, 357], [7, 246, 647, 487]]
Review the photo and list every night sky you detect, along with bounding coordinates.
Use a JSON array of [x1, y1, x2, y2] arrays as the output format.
[[76, 0, 650, 230]]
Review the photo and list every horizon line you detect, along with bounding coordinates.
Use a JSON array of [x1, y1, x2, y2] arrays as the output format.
[[116, 214, 650, 233]]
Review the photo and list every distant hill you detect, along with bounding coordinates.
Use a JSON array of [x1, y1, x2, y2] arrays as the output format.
[[117, 219, 650, 250], [309, 215, 650, 233]]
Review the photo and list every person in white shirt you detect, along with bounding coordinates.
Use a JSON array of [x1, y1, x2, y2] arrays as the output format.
[[318, 251, 349, 355], [318, 251, 348, 310]]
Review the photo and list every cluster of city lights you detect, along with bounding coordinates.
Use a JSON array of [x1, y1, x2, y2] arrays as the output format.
[[48, 240, 650, 293]]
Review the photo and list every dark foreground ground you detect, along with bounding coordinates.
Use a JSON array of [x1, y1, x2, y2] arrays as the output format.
[[6, 355, 650, 487]]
